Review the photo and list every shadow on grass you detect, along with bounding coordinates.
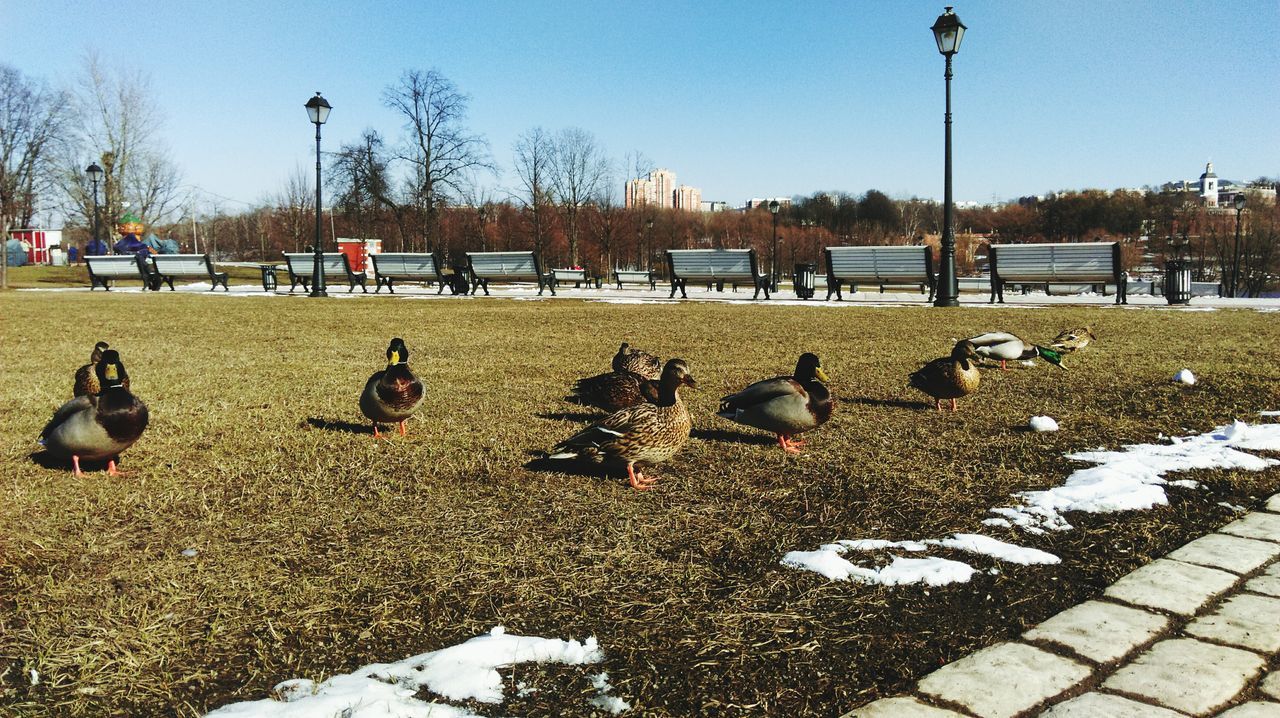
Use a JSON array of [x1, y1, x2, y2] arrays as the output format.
[[692, 427, 775, 446], [536, 410, 604, 423], [28, 450, 117, 472], [522, 454, 614, 480], [305, 417, 375, 435], [842, 396, 934, 411]]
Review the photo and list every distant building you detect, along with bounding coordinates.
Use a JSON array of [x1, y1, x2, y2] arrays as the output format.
[[1162, 162, 1276, 207], [745, 197, 792, 211], [625, 168, 704, 211], [700, 200, 732, 212], [674, 185, 701, 211]]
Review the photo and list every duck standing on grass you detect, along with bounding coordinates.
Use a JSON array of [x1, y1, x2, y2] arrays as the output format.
[[360, 338, 424, 439], [965, 331, 1066, 370], [548, 359, 696, 490], [717, 353, 834, 454], [73, 341, 126, 397], [612, 342, 662, 380], [909, 340, 982, 413], [41, 349, 148, 476]]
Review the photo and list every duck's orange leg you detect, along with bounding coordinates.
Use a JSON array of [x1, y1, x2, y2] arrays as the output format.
[[398, 420, 408, 436], [107, 459, 120, 476], [777, 434, 803, 454], [627, 463, 657, 490], [373, 424, 383, 439], [936, 400, 944, 412], [950, 398, 958, 412], [72, 455, 84, 477]]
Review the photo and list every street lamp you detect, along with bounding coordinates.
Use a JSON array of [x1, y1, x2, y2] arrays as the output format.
[[931, 6, 966, 307], [477, 206, 489, 252], [645, 218, 654, 271], [304, 92, 332, 297], [769, 200, 781, 291], [85, 162, 103, 253], [1231, 193, 1246, 297]]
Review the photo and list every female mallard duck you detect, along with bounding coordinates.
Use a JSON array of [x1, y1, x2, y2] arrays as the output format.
[[1049, 325, 1095, 353], [909, 340, 982, 412], [360, 337, 425, 438], [965, 331, 1065, 370], [716, 352, 834, 453], [549, 359, 696, 490], [612, 342, 662, 380], [41, 349, 148, 476], [73, 341, 128, 397], [570, 369, 660, 412]]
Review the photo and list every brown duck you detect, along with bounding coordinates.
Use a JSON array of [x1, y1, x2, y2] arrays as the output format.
[[359, 338, 425, 438], [549, 359, 696, 490], [612, 342, 661, 380], [909, 340, 981, 412], [569, 370, 660, 412], [73, 341, 129, 397], [717, 353, 834, 453]]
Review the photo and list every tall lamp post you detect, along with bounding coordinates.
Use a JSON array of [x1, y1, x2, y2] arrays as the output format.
[[85, 163, 103, 253], [1231, 193, 1246, 297], [931, 6, 966, 307], [304, 92, 332, 297], [769, 200, 781, 291], [645, 218, 654, 272]]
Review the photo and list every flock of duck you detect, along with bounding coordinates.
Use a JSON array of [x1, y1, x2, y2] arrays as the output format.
[[38, 327, 1095, 490]]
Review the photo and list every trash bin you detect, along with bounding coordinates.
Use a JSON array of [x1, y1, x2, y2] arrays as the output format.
[[793, 263, 816, 299], [1164, 260, 1191, 305], [450, 265, 471, 295], [259, 264, 278, 292]]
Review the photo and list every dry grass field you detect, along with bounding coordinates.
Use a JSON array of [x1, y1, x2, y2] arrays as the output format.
[[1, 290, 1278, 716]]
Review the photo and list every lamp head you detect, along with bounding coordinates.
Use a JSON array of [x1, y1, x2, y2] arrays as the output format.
[[931, 6, 966, 56], [305, 92, 332, 125], [85, 163, 103, 182], [769, 200, 780, 214], [1234, 194, 1246, 211]]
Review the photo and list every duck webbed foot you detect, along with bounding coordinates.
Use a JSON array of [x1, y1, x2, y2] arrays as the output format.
[[627, 464, 657, 491]]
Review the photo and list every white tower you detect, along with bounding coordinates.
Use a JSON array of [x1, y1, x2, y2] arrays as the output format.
[[1199, 162, 1219, 207]]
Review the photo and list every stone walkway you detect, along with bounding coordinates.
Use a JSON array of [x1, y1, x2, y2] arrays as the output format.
[[845, 494, 1280, 718]]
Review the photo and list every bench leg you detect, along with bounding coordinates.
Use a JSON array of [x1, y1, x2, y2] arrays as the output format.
[[669, 280, 678, 298]]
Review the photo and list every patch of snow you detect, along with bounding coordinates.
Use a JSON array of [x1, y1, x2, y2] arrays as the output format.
[[931, 534, 1060, 565], [781, 550, 976, 586], [205, 626, 613, 718], [181, 548, 199, 558], [981, 518, 1012, 529], [828, 538, 928, 552], [1174, 369, 1197, 385], [29, 668, 38, 686], [589, 672, 631, 714], [1217, 502, 1247, 513], [1260, 410, 1280, 416], [1029, 416, 1059, 432]]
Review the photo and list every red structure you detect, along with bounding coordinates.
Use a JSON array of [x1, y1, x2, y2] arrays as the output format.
[[9, 229, 55, 264]]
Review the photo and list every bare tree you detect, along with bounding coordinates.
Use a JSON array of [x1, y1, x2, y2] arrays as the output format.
[[275, 163, 313, 252], [331, 129, 414, 250], [549, 127, 609, 266], [512, 127, 554, 258], [0, 64, 69, 288], [383, 69, 494, 251], [591, 165, 625, 273]]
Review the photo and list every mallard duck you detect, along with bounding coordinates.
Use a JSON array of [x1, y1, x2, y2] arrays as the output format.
[[359, 338, 425, 438], [716, 353, 834, 453], [570, 370, 660, 412], [41, 349, 149, 476], [73, 341, 128, 397], [612, 342, 662, 380], [909, 340, 982, 412], [1049, 326, 1095, 353], [965, 332, 1066, 370], [548, 359, 696, 490]]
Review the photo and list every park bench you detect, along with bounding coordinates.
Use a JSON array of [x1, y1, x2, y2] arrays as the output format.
[[823, 245, 936, 301], [551, 268, 599, 289], [369, 252, 453, 294], [988, 242, 1126, 304], [613, 269, 657, 290], [85, 255, 153, 291], [665, 248, 770, 299], [465, 251, 555, 295], [150, 254, 229, 291], [282, 252, 369, 293]]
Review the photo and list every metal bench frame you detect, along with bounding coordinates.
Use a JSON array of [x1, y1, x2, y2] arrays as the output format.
[[665, 249, 770, 300], [150, 254, 229, 291], [85, 255, 151, 291], [369, 252, 453, 294], [613, 269, 657, 290], [282, 253, 368, 293], [824, 245, 936, 301], [989, 242, 1126, 304], [465, 251, 555, 296]]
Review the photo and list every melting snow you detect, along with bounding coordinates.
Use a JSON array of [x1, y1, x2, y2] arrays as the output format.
[[1029, 416, 1059, 432], [782, 533, 1058, 586], [1174, 369, 1197, 385]]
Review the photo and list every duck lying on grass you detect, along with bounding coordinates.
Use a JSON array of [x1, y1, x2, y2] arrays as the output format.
[[360, 337, 425, 439], [570, 369, 660, 412], [41, 349, 149, 476], [73, 341, 125, 397], [612, 342, 662, 380], [910, 340, 982, 413], [548, 359, 696, 490], [717, 353, 834, 453], [1049, 325, 1095, 353], [965, 331, 1066, 370]]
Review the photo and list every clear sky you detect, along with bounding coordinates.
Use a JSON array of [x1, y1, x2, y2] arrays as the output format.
[[3, 1, 1277, 212]]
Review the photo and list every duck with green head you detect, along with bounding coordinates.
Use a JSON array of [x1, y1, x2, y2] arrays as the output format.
[[360, 338, 425, 438], [716, 353, 834, 453], [965, 332, 1066, 370], [909, 340, 982, 413], [41, 349, 149, 476]]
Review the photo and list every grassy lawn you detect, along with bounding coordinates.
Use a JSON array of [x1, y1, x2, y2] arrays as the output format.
[[1, 263, 265, 290], [1, 291, 1277, 716]]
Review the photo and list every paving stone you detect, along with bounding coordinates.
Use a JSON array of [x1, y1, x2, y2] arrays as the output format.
[[1104, 559, 1239, 616], [1220, 512, 1280, 543], [1245, 567, 1280, 598], [1166, 533, 1280, 574], [1216, 703, 1280, 718], [1102, 638, 1265, 716], [1261, 671, 1280, 701], [1023, 600, 1170, 663], [916, 642, 1090, 718], [839, 696, 967, 717], [1185, 593, 1280, 653], [1040, 692, 1186, 717], [1266, 494, 1280, 513]]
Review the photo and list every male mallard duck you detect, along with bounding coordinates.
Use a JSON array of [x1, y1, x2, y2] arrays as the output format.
[[41, 349, 149, 476], [570, 370, 660, 412], [1049, 326, 1095, 353], [612, 342, 662, 380], [548, 359, 696, 490], [716, 352, 834, 453], [359, 337, 425, 438], [73, 341, 129, 397], [965, 332, 1066, 370], [909, 340, 982, 413]]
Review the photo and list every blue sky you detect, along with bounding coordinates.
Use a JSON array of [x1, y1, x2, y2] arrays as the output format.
[[3, 1, 1277, 210]]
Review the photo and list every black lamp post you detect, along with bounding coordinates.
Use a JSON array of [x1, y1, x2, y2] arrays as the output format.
[[1231, 193, 1246, 297], [85, 162, 103, 253], [931, 6, 966, 307], [478, 206, 489, 252], [645, 218, 654, 271], [769, 200, 781, 291], [304, 92, 332, 297]]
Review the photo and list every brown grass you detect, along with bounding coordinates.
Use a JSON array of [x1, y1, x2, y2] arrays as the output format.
[[1, 291, 1277, 716]]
